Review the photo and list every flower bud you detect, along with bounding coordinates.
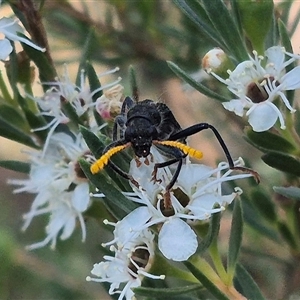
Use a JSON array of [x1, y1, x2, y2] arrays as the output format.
[[202, 48, 231, 76]]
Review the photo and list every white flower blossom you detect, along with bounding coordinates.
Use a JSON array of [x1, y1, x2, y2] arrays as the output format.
[[212, 46, 300, 132], [31, 65, 122, 154], [8, 132, 91, 249], [87, 224, 164, 300], [120, 148, 251, 261], [0, 17, 45, 60]]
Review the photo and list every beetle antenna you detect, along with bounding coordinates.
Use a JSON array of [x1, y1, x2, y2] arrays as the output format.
[[90, 143, 131, 174], [153, 140, 203, 160]]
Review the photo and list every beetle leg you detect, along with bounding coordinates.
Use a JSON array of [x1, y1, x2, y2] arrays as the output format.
[[170, 123, 260, 182]]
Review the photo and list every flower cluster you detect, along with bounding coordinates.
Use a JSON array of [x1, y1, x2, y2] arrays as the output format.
[[208, 46, 300, 132], [9, 67, 124, 249], [87, 147, 253, 299], [87, 213, 164, 300]]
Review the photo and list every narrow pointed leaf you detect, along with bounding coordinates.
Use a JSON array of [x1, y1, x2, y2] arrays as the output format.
[[262, 151, 300, 176], [85, 62, 107, 130], [277, 220, 297, 249], [75, 28, 95, 86], [129, 65, 139, 101], [197, 211, 221, 254], [0, 160, 30, 173], [184, 261, 230, 300], [235, 263, 266, 300], [244, 128, 296, 153], [173, 0, 224, 49], [237, 0, 273, 54], [201, 0, 248, 61], [0, 116, 39, 149], [227, 200, 243, 282], [167, 61, 229, 102], [134, 285, 202, 298], [0, 105, 27, 129], [242, 200, 279, 242], [21, 37, 57, 85], [85, 62, 103, 100], [251, 190, 277, 222], [79, 159, 137, 219], [273, 186, 300, 200]]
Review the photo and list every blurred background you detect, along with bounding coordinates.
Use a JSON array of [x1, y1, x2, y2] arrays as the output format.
[[0, 1, 300, 299]]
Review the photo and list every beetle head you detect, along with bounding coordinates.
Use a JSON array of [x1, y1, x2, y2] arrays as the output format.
[[125, 124, 158, 157]]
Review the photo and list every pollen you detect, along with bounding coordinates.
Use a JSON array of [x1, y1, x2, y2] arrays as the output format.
[[90, 143, 130, 174], [155, 141, 203, 160]]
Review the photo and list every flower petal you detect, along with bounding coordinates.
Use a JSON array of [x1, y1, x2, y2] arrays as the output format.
[[114, 207, 152, 247], [0, 38, 12, 60], [247, 103, 278, 132], [281, 66, 300, 90], [158, 218, 197, 261], [71, 182, 90, 212], [265, 46, 286, 75], [222, 99, 246, 117]]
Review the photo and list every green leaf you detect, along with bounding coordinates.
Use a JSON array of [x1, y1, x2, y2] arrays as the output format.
[[75, 28, 96, 86], [201, 0, 248, 61], [128, 65, 139, 101], [237, 0, 274, 54], [134, 285, 203, 298], [242, 200, 279, 242], [21, 37, 57, 87], [23, 108, 48, 142], [0, 160, 30, 173], [227, 200, 243, 283], [0, 115, 39, 149], [261, 151, 300, 176], [79, 159, 137, 219], [61, 100, 82, 127], [250, 190, 277, 223], [85, 62, 103, 101], [277, 221, 297, 249], [0, 104, 28, 130], [167, 61, 229, 102], [80, 125, 105, 156], [184, 261, 230, 300], [244, 127, 296, 153], [235, 263, 266, 300], [197, 211, 221, 254], [173, 0, 224, 49], [273, 186, 300, 200], [85, 62, 108, 131]]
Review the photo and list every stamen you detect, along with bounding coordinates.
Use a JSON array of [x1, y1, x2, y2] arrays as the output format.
[[154, 141, 203, 160], [90, 143, 130, 174]]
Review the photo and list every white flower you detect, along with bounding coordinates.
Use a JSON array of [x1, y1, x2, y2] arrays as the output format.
[[86, 226, 164, 300], [31, 65, 121, 154], [122, 148, 250, 261], [212, 46, 300, 132], [8, 132, 91, 249], [0, 17, 45, 60]]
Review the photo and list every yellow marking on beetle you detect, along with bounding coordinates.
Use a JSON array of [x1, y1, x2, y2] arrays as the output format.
[[90, 143, 130, 174], [154, 140, 203, 160]]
